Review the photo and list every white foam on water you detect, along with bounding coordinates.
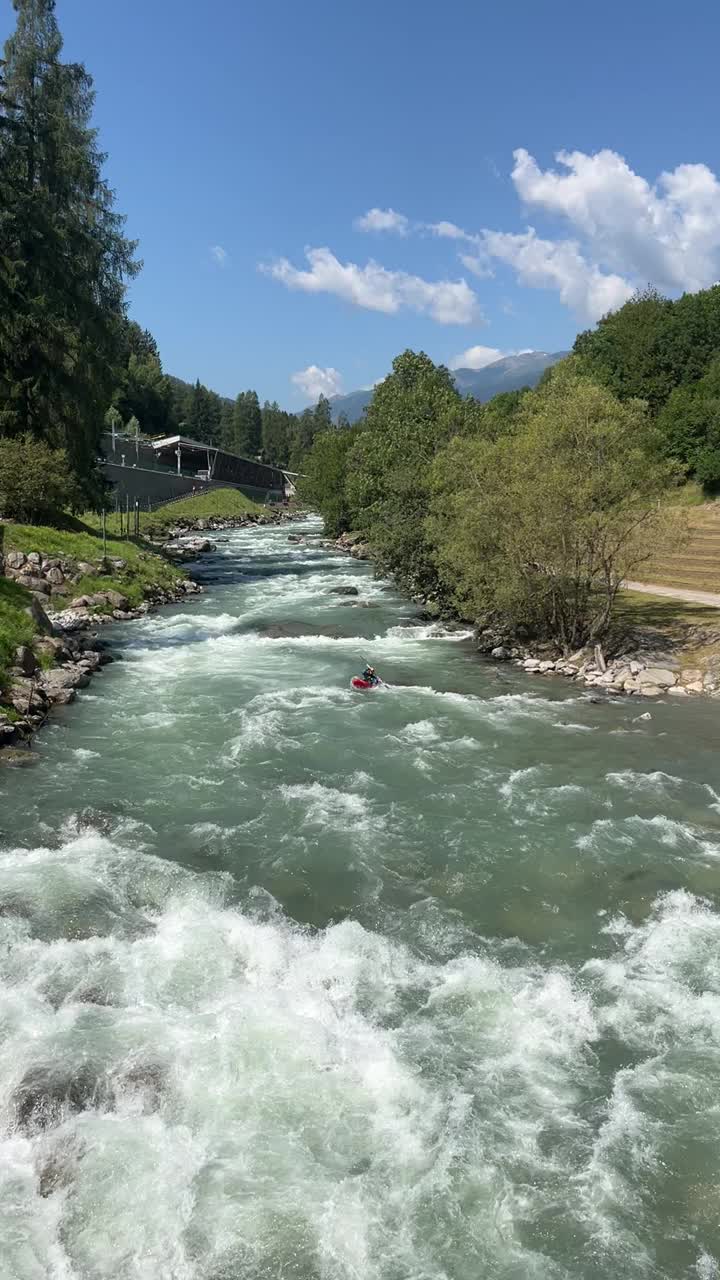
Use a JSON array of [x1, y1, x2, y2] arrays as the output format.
[[500, 765, 545, 803], [2, 820, 720, 1278], [225, 686, 352, 762], [385, 623, 475, 643], [5, 524, 720, 1277], [553, 720, 596, 733], [279, 783, 379, 833], [575, 814, 720, 861], [697, 1251, 720, 1279], [575, 892, 720, 1270], [396, 719, 440, 744]]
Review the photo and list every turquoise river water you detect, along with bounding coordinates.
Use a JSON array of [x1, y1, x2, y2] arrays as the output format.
[[1, 520, 720, 1280]]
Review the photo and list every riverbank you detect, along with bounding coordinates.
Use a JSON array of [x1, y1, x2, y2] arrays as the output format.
[[0, 502, 296, 754], [333, 531, 720, 698]]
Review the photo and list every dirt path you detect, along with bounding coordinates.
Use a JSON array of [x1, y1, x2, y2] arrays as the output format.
[[624, 581, 720, 608]]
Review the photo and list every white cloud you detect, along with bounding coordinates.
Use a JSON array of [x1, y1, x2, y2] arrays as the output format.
[[263, 247, 479, 324], [210, 244, 228, 266], [426, 220, 474, 241], [348, 149, 720, 322], [482, 228, 634, 320], [291, 365, 344, 402], [449, 345, 507, 371], [459, 251, 493, 279], [510, 146, 720, 297], [354, 207, 409, 235]]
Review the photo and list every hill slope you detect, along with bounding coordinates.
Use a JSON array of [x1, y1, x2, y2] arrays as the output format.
[[329, 351, 568, 423]]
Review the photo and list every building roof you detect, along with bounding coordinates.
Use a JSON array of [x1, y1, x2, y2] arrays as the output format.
[[151, 436, 220, 454]]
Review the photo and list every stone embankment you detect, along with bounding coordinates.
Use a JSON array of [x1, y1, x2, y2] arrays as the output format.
[[475, 627, 720, 698], [0, 627, 114, 750], [4, 546, 201, 634], [1, 546, 202, 754], [334, 531, 372, 561], [157, 509, 294, 537]]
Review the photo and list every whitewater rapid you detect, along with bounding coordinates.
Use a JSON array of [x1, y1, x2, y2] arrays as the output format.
[[1, 520, 720, 1279]]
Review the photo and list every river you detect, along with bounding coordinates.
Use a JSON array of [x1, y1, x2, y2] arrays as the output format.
[[1, 520, 720, 1280]]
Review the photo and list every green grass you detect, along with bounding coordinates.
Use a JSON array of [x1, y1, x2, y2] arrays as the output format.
[[665, 480, 707, 508], [6, 519, 184, 611], [82, 489, 264, 541], [8, 521, 143, 564], [143, 488, 263, 533], [614, 589, 720, 631], [0, 578, 37, 694]]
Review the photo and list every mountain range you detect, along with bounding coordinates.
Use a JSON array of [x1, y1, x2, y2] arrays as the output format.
[[329, 350, 568, 424]]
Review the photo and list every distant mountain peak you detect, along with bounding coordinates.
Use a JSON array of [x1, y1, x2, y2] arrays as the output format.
[[329, 350, 568, 423]]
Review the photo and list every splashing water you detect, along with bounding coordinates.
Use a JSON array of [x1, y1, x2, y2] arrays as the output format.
[[1, 520, 720, 1279]]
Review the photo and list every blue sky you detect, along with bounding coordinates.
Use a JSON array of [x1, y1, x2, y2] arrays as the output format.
[[4, 0, 720, 406]]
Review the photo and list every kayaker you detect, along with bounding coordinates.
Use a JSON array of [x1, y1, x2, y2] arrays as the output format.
[[363, 665, 380, 686]]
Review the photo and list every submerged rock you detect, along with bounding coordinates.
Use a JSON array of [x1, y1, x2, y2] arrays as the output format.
[[13, 1063, 103, 1134], [330, 585, 359, 596]]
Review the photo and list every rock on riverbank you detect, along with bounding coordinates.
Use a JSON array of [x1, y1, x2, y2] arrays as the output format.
[[157, 508, 296, 537], [1, 542, 206, 756], [475, 627, 720, 698], [0, 608, 115, 751]]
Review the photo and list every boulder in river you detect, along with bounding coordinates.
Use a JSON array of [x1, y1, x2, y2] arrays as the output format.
[[13, 1062, 104, 1134], [330, 585, 359, 596]]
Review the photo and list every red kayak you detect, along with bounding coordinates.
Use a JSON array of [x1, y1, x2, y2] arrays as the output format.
[[351, 676, 381, 690]]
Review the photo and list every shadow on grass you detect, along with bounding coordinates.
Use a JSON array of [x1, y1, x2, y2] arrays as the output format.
[[606, 591, 720, 655]]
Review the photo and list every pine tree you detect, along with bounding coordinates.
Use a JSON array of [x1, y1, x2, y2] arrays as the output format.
[[0, 0, 138, 499], [114, 321, 171, 436], [230, 390, 262, 457], [218, 401, 232, 447], [185, 380, 216, 443], [261, 400, 294, 465], [313, 394, 333, 434]]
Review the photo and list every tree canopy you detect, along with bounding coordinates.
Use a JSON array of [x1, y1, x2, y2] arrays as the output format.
[[574, 285, 720, 482], [429, 363, 679, 650]]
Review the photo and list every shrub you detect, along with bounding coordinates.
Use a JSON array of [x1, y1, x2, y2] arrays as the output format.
[[0, 435, 82, 524]]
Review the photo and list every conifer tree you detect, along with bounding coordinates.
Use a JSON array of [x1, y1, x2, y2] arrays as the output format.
[[231, 390, 262, 457], [0, 0, 138, 498]]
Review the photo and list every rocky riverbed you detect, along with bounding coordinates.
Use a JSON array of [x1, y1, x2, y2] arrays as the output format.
[[0, 553, 201, 755]]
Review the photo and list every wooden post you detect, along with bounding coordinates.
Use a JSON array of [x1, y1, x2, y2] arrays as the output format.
[[101, 508, 107, 559]]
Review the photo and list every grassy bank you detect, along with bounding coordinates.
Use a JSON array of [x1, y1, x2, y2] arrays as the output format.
[[5, 518, 183, 611], [83, 489, 265, 541], [0, 578, 37, 691], [145, 488, 263, 529]]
